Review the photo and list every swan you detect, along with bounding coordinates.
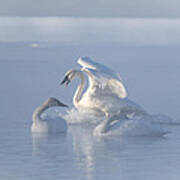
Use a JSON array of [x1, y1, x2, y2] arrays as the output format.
[[93, 114, 169, 137], [61, 57, 147, 120], [32, 97, 68, 133]]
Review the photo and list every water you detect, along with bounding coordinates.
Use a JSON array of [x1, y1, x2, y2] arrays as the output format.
[[1, 18, 180, 180]]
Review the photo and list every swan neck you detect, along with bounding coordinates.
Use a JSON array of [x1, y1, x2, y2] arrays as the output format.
[[73, 72, 86, 108], [100, 117, 114, 133], [33, 104, 49, 123]]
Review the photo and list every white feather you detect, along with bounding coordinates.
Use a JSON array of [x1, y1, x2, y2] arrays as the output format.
[[78, 57, 127, 98]]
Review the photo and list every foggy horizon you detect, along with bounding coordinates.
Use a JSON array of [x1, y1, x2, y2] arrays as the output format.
[[0, 0, 180, 18]]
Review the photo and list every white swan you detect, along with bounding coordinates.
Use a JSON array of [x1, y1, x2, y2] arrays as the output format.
[[61, 57, 147, 120], [93, 115, 168, 137], [32, 97, 68, 133]]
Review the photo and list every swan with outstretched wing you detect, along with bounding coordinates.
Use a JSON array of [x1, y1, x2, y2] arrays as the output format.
[[78, 57, 127, 99], [61, 57, 147, 121]]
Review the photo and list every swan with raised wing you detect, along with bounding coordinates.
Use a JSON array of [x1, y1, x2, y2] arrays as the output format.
[[61, 57, 147, 120], [32, 97, 68, 133]]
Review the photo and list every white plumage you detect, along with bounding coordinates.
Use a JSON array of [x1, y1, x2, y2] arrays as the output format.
[[61, 57, 147, 120]]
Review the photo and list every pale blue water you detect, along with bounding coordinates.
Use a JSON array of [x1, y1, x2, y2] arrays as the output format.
[[1, 17, 180, 180], [0, 42, 180, 180]]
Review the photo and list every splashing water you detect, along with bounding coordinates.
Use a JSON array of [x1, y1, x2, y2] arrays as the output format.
[[63, 108, 170, 137], [63, 108, 105, 125]]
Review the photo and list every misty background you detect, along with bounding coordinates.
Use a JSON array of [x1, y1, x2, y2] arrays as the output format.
[[0, 0, 180, 44], [0, 0, 180, 18]]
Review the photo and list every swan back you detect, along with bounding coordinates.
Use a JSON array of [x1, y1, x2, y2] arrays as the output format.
[[93, 115, 169, 137], [31, 116, 67, 133]]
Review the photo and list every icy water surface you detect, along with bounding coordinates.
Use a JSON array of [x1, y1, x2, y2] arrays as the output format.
[[1, 42, 180, 180]]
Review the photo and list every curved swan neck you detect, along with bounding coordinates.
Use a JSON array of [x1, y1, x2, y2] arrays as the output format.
[[100, 119, 112, 133], [33, 104, 49, 123], [73, 71, 86, 108], [99, 114, 118, 133]]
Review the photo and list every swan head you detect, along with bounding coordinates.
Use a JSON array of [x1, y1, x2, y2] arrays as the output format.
[[61, 69, 81, 87], [44, 97, 68, 108]]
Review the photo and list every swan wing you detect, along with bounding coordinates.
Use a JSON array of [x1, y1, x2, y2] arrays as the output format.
[[78, 57, 121, 80], [77, 57, 127, 98]]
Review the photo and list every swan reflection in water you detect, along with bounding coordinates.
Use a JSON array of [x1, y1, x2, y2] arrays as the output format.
[[69, 124, 167, 180], [70, 126, 95, 180]]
